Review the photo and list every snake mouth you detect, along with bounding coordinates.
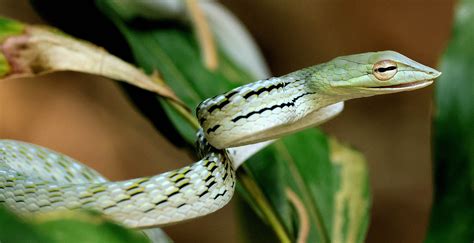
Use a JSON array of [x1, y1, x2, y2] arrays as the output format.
[[360, 80, 434, 91]]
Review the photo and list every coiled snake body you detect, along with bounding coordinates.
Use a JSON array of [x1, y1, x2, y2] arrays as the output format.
[[0, 51, 440, 228]]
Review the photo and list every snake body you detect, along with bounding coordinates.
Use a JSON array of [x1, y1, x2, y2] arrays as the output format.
[[0, 51, 440, 228]]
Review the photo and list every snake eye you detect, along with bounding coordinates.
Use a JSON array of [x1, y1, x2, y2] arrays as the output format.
[[373, 60, 398, 81]]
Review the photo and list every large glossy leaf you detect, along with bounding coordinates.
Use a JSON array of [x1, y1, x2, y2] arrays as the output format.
[[268, 130, 370, 242], [237, 130, 371, 243], [426, 0, 474, 241]]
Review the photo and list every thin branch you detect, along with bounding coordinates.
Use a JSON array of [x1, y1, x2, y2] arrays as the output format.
[[186, 0, 218, 70], [168, 99, 200, 130], [286, 188, 309, 243]]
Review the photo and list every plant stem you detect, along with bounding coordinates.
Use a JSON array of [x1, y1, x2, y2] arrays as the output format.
[[186, 0, 218, 70], [168, 99, 200, 130], [238, 166, 292, 243]]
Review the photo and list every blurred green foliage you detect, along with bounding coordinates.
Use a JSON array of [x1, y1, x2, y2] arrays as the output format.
[[0, 207, 149, 243], [426, 0, 474, 241]]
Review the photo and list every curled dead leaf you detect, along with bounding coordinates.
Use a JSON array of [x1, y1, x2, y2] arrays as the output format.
[[0, 18, 183, 105]]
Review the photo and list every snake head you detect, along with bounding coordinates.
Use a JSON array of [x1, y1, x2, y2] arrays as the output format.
[[197, 51, 441, 149], [320, 50, 441, 97]]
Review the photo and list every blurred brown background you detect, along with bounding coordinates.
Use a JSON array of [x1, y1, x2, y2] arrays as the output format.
[[0, 0, 454, 242]]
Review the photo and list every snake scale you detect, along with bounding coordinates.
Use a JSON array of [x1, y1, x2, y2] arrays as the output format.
[[0, 51, 440, 228]]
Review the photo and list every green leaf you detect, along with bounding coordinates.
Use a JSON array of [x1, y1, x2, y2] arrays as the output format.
[[257, 130, 370, 243], [0, 17, 24, 77], [0, 17, 24, 42], [426, 0, 474, 241], [234, 130, 371, 243], [327, 138, 371, 243], [0, 207, 150, 243], [0, 206, 50, 243], [34, 211, 149, 243]]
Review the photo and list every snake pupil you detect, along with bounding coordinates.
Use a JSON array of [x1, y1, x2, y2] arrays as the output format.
[[375, 66, 397, 73]]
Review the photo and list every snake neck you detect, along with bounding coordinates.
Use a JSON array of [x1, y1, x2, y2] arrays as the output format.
[[197, 69, 341, 149]]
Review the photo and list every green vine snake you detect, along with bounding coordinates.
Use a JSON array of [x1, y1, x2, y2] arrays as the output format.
[[0, 51, 440, 228]]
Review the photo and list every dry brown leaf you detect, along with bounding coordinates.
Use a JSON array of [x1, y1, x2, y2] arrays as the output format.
[[0, 23, 182, 104]]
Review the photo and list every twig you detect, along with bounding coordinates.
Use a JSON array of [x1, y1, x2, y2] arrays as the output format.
[[186, 0, 218, 70], [286, 188, 309, 243], [168, 99, 200, 130]]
